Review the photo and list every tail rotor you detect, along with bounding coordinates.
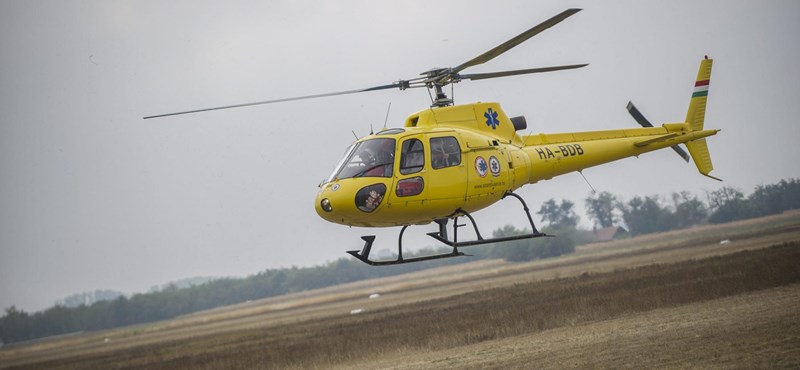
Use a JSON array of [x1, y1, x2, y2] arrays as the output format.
[[626, 101, 690, 162]]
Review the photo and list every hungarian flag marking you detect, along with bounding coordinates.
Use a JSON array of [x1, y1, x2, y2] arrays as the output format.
[[693, 80, 710, 98]]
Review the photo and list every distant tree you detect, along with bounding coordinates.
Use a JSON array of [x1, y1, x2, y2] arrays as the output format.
[[585, 191, 620, 228], [56, 289, 125, 308], [748, 178, 800, 216], [535, 226, 577, 258], [489, 225, 531, 262], [0, 306, 30, 343], [620, 195, 674, 235], [671, 191, 708, 228], [537, 199, 579, 228], [707, 186, 755, 224], [707, 186, 744, 210], [489, 225, 576, 262]]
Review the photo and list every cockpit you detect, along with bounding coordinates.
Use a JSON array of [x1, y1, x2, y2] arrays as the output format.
[[327, 138, 396, 182]]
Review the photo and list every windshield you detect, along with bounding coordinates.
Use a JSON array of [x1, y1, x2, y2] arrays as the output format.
[[326, 144, 356, 183], [328, 138, 396, 181]]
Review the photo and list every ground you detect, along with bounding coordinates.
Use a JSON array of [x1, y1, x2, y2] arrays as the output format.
[[2, 211, 799, 369], [358, 285, 800, 369]]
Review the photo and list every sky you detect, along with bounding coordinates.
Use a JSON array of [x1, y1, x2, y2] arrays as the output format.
[[1, 0, 798, 313]]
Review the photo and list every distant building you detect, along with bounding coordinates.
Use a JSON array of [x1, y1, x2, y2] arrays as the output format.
[[591, 226, 628, 242]]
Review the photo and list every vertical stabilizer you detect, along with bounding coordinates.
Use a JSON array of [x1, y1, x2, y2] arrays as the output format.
[[685, 57, 720, 181], [686, 57, 713, 131]]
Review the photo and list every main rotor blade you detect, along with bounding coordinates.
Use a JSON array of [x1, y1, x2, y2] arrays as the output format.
[[459, 63, 588, 81], [627, 101, 690, 162], [452, 8, 582, 74], [143, 83, 402, 119]]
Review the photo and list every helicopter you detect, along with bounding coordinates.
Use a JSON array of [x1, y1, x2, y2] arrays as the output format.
[[144, 8, 720, 266]]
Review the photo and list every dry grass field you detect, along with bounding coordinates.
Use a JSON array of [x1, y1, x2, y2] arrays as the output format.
[[2, 211, 800, 369]]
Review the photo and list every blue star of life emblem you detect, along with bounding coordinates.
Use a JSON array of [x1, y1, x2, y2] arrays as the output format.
[[484, 108, 500, 129]]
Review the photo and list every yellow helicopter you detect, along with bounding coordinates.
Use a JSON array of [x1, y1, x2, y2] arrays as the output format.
[[145, 8, 720, 265]]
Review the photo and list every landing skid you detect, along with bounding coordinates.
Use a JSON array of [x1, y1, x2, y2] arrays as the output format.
[[347, 192, 548, 266], [347, 228, 467, 266]]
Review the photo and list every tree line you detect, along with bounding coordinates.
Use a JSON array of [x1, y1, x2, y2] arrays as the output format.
[[0, 254, 465, 344], [582, 178, 800, 235], [2, 178, 797, 344]]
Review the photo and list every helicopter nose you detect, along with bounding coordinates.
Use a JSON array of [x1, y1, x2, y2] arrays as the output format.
[[315, 182, 353, 224], [315, 180, 389, 226]]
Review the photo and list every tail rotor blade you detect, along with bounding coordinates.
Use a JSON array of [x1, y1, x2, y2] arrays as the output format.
[[671, 144, 691, 162], [626, 101, 654, 127], [627, 101, 689, 162]]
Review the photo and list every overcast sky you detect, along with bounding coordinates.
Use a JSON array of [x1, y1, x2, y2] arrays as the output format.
[[2, 0, 798, 312]]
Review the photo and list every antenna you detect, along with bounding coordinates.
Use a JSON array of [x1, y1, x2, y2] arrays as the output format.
[[383, 102, 392, 130], [351, 130, 359, 140], [579, 171, 597, 195]]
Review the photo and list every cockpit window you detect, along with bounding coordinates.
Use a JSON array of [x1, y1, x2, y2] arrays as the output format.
[[328, 138, 395, 181], [399, 138, 424, 175]]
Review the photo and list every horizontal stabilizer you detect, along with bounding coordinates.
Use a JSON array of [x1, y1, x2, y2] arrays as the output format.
[[633, 133, 679, 147]]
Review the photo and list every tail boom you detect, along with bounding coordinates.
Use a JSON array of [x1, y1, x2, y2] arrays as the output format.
[[518, 56, 719, 184], [521, 126, 718, 184]]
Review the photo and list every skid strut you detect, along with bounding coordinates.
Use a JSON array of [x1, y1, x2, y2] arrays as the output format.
[[428, 192, 547, 247], [347, 225, 466, 266], [347, 191, 548, 266]]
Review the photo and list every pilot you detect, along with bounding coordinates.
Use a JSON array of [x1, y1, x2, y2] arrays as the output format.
[[363, 140, 395, 177]]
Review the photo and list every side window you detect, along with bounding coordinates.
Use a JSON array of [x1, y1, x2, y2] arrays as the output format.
[[399, 139, 424, 175], [430, 136, 461, 169], [396, 176, 424, 197]]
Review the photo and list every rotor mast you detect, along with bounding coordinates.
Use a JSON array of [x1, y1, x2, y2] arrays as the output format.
[[420, 67, 455, 107]]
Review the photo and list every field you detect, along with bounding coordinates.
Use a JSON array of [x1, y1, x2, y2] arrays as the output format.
[[2, 211, 800, 369]]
